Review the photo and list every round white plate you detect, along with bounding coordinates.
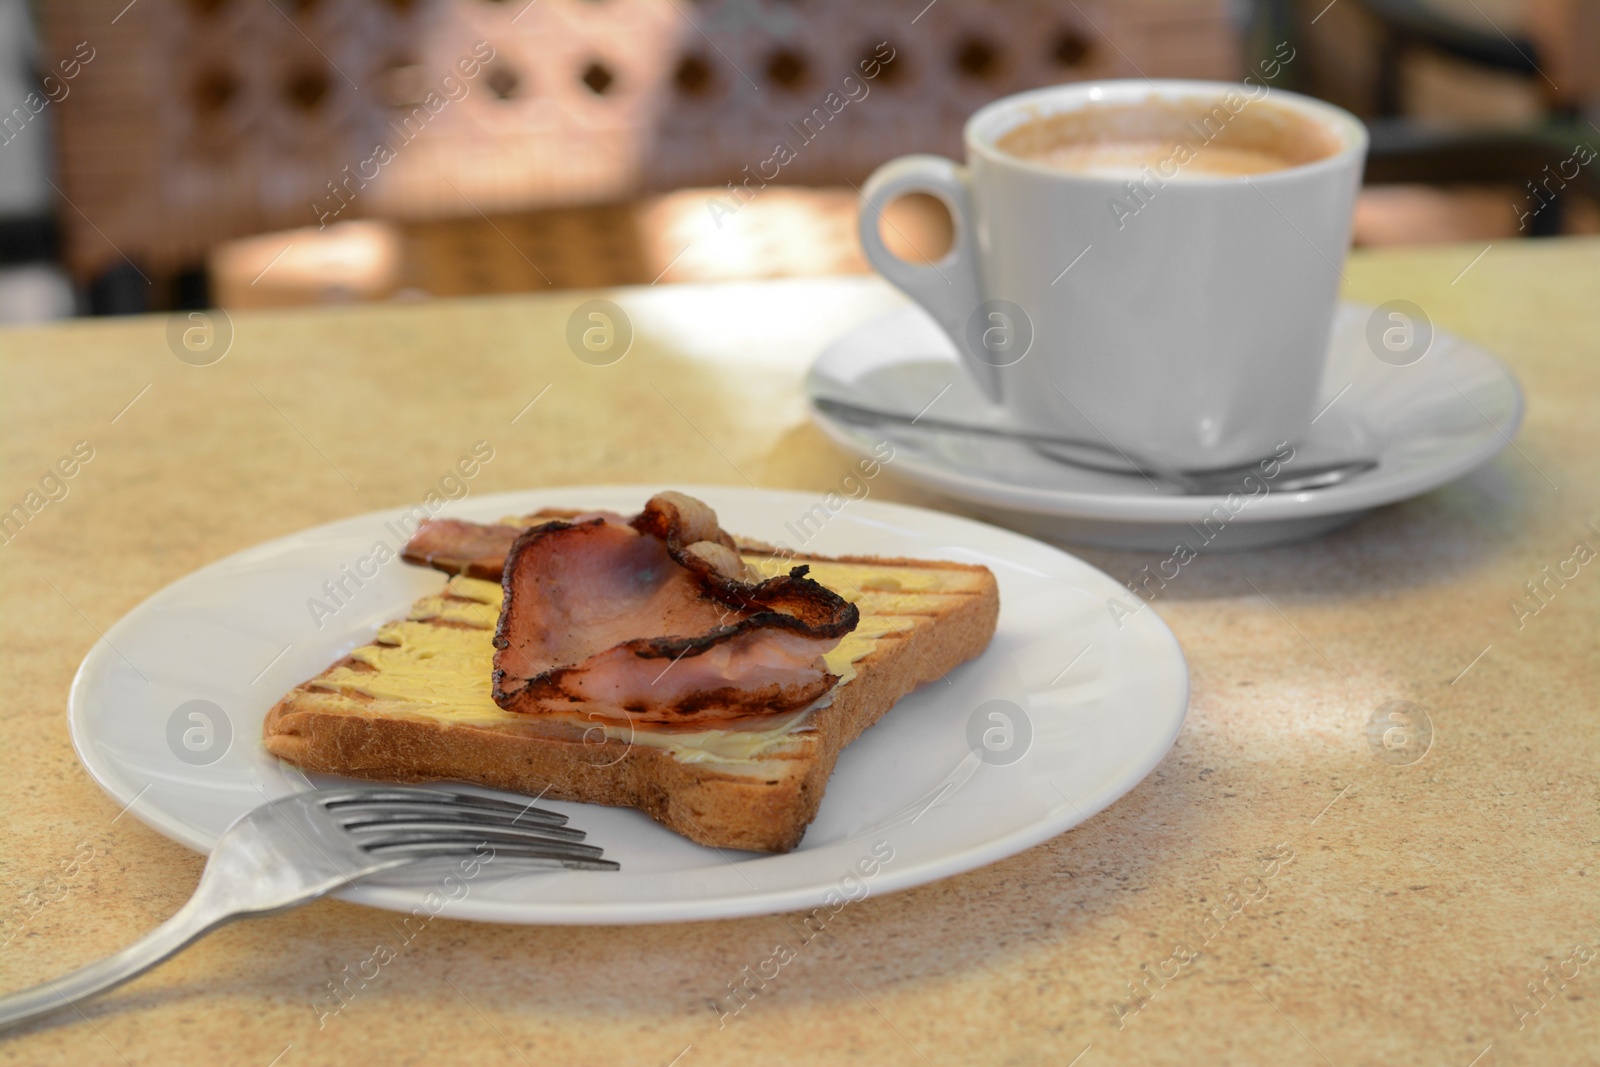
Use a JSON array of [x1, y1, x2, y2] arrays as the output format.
[[807, 303, 1523, 550], [68, 486, 1187, 924]]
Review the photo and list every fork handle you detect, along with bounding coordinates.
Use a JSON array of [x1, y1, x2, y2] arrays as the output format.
[[0, 897, 229, 1031]]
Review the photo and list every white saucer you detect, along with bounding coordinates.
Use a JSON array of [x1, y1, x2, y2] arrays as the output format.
[[807, 303, 1523, 550]]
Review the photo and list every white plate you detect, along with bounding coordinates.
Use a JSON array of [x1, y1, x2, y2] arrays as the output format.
[[807, 303, 1523, 550], [68, 486, 1187, 924]]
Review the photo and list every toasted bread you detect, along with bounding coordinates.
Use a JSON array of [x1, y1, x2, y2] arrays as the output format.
[[263, 547, 998, 852]]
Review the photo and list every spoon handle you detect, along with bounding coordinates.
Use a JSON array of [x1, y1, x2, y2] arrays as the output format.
[[812, 396, 1377, 495], [813, 396, 1118, 454]]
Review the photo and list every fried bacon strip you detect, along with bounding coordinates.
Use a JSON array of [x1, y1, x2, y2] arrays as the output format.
[[401, 510, 625, 580], [399, 518, 524, 580], [485, 492, 859, 725]]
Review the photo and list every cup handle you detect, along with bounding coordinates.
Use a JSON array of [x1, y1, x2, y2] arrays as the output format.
[[858, 155, 999, 402]]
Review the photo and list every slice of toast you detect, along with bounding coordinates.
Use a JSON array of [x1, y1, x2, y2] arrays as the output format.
[[263, 546, 998, 852]]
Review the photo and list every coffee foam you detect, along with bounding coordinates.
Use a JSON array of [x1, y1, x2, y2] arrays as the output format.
[[994, 95, 1342, 179]]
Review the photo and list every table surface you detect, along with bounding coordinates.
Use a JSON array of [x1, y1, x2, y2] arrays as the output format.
[[2, 239, 1596, 1067]]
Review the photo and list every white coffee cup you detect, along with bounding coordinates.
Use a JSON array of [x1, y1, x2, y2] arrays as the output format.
[[858, 79, 1367, 471]]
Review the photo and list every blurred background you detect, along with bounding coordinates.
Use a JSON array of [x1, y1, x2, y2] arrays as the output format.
[[1, 0, 1596, 324]]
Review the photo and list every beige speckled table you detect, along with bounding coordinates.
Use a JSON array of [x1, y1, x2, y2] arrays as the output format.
[[2, 240, 1597, 1067]]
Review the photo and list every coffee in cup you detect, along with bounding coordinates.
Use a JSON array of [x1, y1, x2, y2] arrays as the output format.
[[994, 97, 1342, 180]]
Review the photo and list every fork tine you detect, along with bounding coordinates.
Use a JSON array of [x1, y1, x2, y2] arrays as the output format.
[[319, 787, 569, 826], [319, 786, 568, 818], [362, 831, 606, 862], [321, 788, 621, 869], [333, 807, 588, 841], [370, 842, 620, 871], [347, 820, 591, 847]]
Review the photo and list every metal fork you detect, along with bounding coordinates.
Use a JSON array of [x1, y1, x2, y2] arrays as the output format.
[[0, 786, 616, 1031]]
